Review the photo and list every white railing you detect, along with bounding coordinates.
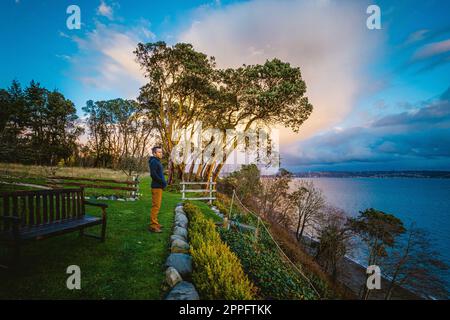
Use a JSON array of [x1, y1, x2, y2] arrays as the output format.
[[180, 177, 216, 204]]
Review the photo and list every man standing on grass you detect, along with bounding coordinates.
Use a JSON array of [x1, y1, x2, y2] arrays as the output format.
[[148, 146, 167, 233]]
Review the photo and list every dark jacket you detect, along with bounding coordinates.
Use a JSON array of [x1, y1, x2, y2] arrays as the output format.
[[149, 156, 167, 189]]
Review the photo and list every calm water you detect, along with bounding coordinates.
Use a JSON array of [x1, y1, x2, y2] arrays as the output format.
[[293, 177, 450, 292]]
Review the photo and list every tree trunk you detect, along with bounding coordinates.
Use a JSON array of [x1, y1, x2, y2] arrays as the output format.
[[296, 209, 303, 241], [187, 160, 195, 181], [195, 162, 204, 181], [212, 162, 225, 182], [177, 163, 185, 181], [385, 283, 395, 300], [360, 283, 370, 300], [299, 216, 307, 240], [167, 159, 174, 185], [203, 162, 214, 182], [363, 285, 372, 300], [331, 263, 338, 280]]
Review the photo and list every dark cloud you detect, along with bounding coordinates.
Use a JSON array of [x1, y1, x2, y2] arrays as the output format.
[[373, 98, 450, 127], [284, 87, 450, 170]]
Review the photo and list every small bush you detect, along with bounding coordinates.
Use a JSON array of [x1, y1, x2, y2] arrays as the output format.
[[184, 202, 257, 300]]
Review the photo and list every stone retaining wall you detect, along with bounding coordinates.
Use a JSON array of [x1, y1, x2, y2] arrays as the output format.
[[164, 203, 199, 300]]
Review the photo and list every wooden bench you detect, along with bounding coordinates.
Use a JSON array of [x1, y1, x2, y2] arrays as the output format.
[[0, 187, 108, 268]]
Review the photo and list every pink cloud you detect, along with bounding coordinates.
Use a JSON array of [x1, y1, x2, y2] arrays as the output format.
[[414, 39, 450, 60], [178, 0, 385, 145]]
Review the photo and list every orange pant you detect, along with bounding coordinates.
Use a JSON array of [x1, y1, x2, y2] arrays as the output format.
[[150, 188, 163, 229]]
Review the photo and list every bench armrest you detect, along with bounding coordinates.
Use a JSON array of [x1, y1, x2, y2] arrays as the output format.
[[84, 201, 108, 209], [0, 215, 21, 223]]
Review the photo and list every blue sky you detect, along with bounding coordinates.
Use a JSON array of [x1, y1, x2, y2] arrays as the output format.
[[1, 0, 450, 171]]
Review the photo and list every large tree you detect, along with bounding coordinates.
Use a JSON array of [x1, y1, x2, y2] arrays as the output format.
[[347, 208, 406, 300], [134, 42, 313, 184], [134, 41, 217, 184], [382, 225, 449, 300], [315, 206, 353, 279], [256, 168, 293, 224], [289, 179, 325, 242]]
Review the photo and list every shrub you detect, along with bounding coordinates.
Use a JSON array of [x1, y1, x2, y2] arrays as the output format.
[[219, 228, 319, 300], [213, 194, 258, 226], [216, 164, 262, 202], [184, 202, 257, 300]]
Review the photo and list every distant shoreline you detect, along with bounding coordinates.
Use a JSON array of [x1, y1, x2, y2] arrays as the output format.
[[262, 170, 450, 179]]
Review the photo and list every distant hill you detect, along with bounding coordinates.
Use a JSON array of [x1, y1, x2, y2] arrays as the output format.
[[289, 171, 450, 179]]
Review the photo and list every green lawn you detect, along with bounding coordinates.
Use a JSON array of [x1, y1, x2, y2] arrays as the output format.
[[0, 176, 182, 299]]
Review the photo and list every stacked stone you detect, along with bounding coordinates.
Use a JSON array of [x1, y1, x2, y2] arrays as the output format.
[[210, 206, 224, 219], [84, 195, 137, 201], [164, 203, 199, 300]]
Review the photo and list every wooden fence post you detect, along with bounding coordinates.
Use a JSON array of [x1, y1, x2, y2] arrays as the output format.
[[181, 181, 186, 201]]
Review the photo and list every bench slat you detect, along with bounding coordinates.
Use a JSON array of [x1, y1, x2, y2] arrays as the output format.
[[0, 215, 102, 241], [55, 192, 60, 221], [35, 194, 41, 225], [12, 196, 18, 220], [81, 189, 86, 216], [28, 194, 34, 225], [2, 195, 10, 231], [72, 191, 77, 218], [49, 193, 54, 223], [77, 190, 82, 218], [61, 192, 66, 220], [42, 194, 48, 224], [68, 191, 72, 218], [20, 196, 26, 227]]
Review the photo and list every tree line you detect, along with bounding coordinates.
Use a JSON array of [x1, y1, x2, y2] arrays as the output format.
[[0, 80, 81, 166], [0, 80, 154, 178]]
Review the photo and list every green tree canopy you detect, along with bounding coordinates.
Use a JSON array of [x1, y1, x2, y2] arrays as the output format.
[[134, 41, 313, 183]]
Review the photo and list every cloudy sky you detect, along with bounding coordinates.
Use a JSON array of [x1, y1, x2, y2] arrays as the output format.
[[1, 0, 450, 171]]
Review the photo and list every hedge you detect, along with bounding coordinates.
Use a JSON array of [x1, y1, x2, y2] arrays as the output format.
[[183, 202, 257, 300]]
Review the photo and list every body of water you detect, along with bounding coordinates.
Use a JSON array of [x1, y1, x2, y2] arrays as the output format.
[[292, 177, 450, 294]]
